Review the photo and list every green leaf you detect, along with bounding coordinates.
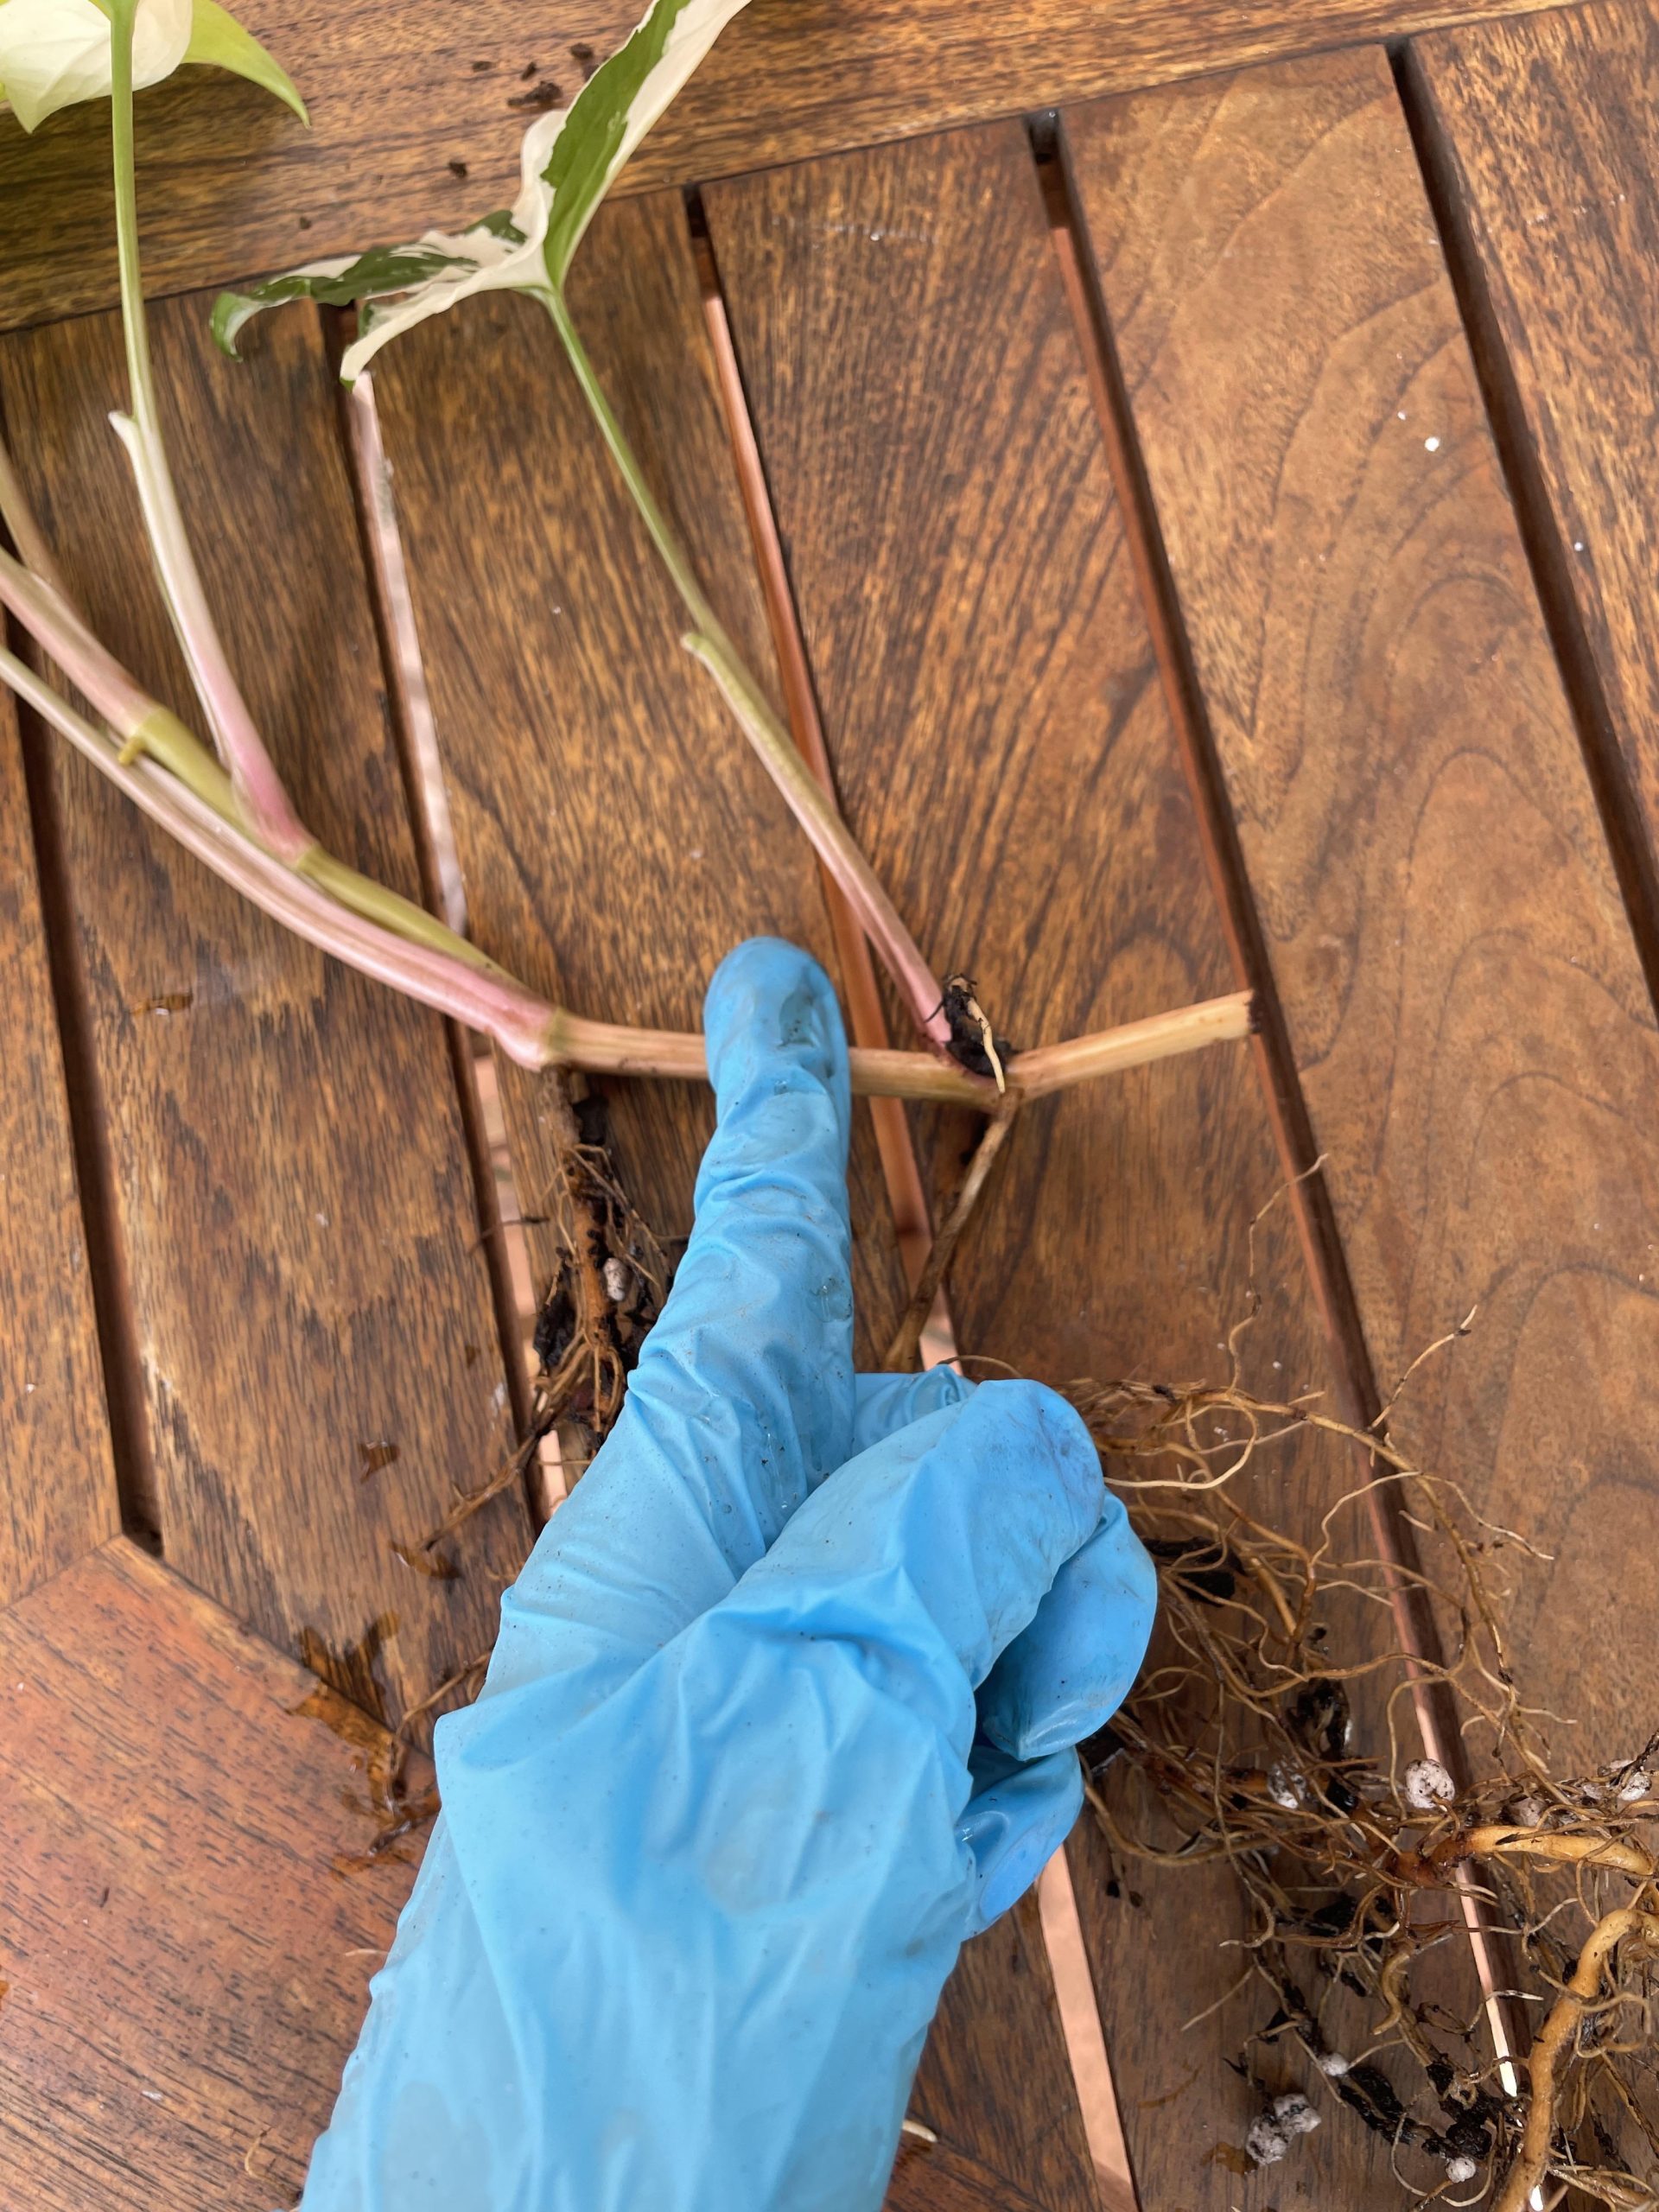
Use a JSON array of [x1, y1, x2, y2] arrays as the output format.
[[538, 0, 752, 292], [212, 241, 490, 356], [183, 0, 306, 122]]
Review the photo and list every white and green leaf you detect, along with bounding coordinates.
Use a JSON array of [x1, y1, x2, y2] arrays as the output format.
[[211, 231, 525, 357], [210, 104, 559, 370], [0, 0, 304, 131], [211, 0, 751, 379], [538, 0, 751, 291]]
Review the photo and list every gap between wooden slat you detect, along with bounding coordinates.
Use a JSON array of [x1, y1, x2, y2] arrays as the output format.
[[1031, 108, 1527, 2088], [0, 374, 160, 1552], [9, 658, 160, 1548], [688, 180, 1136, 2212], [1391, 41, 1659, 1033]]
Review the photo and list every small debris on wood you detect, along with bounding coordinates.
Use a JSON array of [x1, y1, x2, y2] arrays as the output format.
[[448, 158, 469, 180], [508, 80, 563, 111]]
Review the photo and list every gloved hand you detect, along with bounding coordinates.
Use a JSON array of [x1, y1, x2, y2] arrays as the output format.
[[301, 938, 1155, 2212]]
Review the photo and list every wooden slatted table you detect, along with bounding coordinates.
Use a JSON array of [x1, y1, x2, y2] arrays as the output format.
[[3, 3, 1656, 2207]]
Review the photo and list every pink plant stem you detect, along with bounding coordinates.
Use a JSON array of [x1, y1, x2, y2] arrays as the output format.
[[0, 641, 561, 1065], [543, 290, 952, 1057], [0, 548, 160, 739], [108, 411, 315, 862], [102, 16, 311, 868], [0, 561, 1255, 1102], [681, 633, 953, 1053], [0, 432, 73, 601]]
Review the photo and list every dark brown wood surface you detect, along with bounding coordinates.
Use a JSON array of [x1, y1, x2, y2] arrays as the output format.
[[0, 0, 1585, 334], [5, 13, 1658, 2209], [0, 686, 118, 1604], [0, 1537, 425, 2209], [0, 294, 528, 1734], [1410, 1, 1659, 979], [368, 194, 906, 1367], [706, 124, 1268, 1379], [1067, 42, 1659, 1774], [705, 118, 1407, 2209]]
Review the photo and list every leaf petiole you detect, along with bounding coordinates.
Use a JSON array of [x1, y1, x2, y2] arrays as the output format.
[[105, 0, 313, 861], [542, 287, 955, 1058]]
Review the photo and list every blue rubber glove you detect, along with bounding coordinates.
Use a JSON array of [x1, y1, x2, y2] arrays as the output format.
[[300, 938, 1155, 2212]]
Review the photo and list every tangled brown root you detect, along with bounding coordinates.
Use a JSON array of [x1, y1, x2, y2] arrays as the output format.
[[1016, 1323, 1659, 2207], [393, 1071, 668, 1586]]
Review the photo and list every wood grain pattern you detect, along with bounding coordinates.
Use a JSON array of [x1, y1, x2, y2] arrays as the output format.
[[0, 0, 1584, 335], [907, 1896, 1109, 2212], [0, 1537, 426, 2209], [705, 126, 1268, 1377], [369, 192, 906, 1369], [705, 120, 1404, 2209], [1410, 2, 1659, 949], [0, 685, 118, 1604], [1066, 44, 1659, 1773], [0, 294, 528, 1733]]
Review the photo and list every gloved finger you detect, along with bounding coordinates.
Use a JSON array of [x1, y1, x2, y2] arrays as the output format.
[[958, 1741, 1084, 1934], [474, 942, 860, 1713], [976, 1487, 1155, 1761], [624, 938, 858, 1566], [717, 1377, 1104, 1751], [851, 1363, 973, 1453]]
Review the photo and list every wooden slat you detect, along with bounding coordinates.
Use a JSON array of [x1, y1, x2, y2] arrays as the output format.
[[704, 118, 1405, 2209], [369, 189, 1103, 2206], [1065, 43, 1659, 1782], [368, 193, 906, 1369], [0, 1537, 425, 2209], [0, 687, 119, 1604], [907, 1895, 1108, 2212], [1409, 1, 1659, 958], [0, 295, 528, 1733], [0, 0, 1587, 335]]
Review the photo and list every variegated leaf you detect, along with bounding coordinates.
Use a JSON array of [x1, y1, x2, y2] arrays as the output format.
[[210, 0, 753, 379]]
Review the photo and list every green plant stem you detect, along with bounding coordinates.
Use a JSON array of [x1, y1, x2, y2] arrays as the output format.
[[542, 289, 954, 1058], [541, 288, 721, 633], [106, 0, 158, 442]]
